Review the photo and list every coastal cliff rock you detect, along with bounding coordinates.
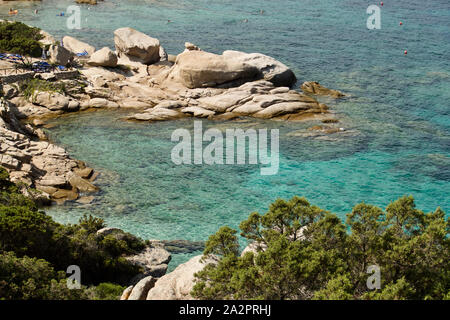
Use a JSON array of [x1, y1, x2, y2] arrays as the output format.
[[88, 47, 118, 67], [146, 255, 217, 300], [114, 27, 161, 64]]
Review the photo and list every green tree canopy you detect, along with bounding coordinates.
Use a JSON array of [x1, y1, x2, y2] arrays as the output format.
[[192, 196, 449, 300]]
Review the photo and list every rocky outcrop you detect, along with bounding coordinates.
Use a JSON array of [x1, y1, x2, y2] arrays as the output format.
[[96, 227, 122, 236], [146, 255, 217, 300], [114, 27, 161, 65], [184, 42, 201, 52], [125, 80, 330, 122], [128, 276, 157, 300], [119, 242, 173, 300], [125, 244, 172, 283], [0, 98, 97, 203], [223, 50, 297, 87], [120, 286, 133, 300], [2, 26, 345, 203], [151, 239, 205, 254], [39, 30, 56, 47], [300, 81, 345, 98], [62, 36, 96, 56], [125, 107, 186, 122], [31, 91, 80, 112], [166, 50, 259, 89], [87, 47, 118, 67], [49, 45, 74, 66], [159, 46, 168, 62]]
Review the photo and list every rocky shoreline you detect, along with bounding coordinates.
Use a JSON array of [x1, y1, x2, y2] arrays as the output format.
[[1, 25, 346, 204], [0, 23, 349, 300]]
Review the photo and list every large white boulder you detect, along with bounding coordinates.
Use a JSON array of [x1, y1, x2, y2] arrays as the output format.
[[167, 50, 259, 89], [32, 91, 70, 111], [146, 255, 217, 300], [62, 36, 96, 56], [88, 47, 118, 67], [49, 45, 74, 66], [223, 50, 297, 87], [114, 27, 161, 64], [128, 276, 157, 300]]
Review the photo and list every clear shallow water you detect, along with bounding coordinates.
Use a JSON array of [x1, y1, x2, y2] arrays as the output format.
[[2, 1, 449, 268]]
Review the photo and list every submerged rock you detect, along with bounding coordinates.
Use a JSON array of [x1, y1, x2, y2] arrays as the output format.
[[300, 81, 344, 98], [125, 107, 187, 121]]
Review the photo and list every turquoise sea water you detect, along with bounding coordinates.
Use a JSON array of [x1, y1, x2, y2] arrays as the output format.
[[1, 1, 449, 268]]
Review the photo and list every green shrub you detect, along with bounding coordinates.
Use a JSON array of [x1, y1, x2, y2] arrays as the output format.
[[0, 166, 143, 288], [93, 282, 125, 300], [192, 196, 450, 300], [79, 214, 106, 234], [0, 21, 43, 57], [19, 78, 66, 101], [0, 251, 90, 300]]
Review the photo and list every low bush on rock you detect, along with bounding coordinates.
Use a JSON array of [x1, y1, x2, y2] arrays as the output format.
[[19, 78, 66, 101]]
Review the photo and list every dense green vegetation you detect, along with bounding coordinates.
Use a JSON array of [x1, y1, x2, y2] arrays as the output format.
[[0, 21, 43, 57], [192, 196, 449, 300], [0, 167, 145, 300]]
